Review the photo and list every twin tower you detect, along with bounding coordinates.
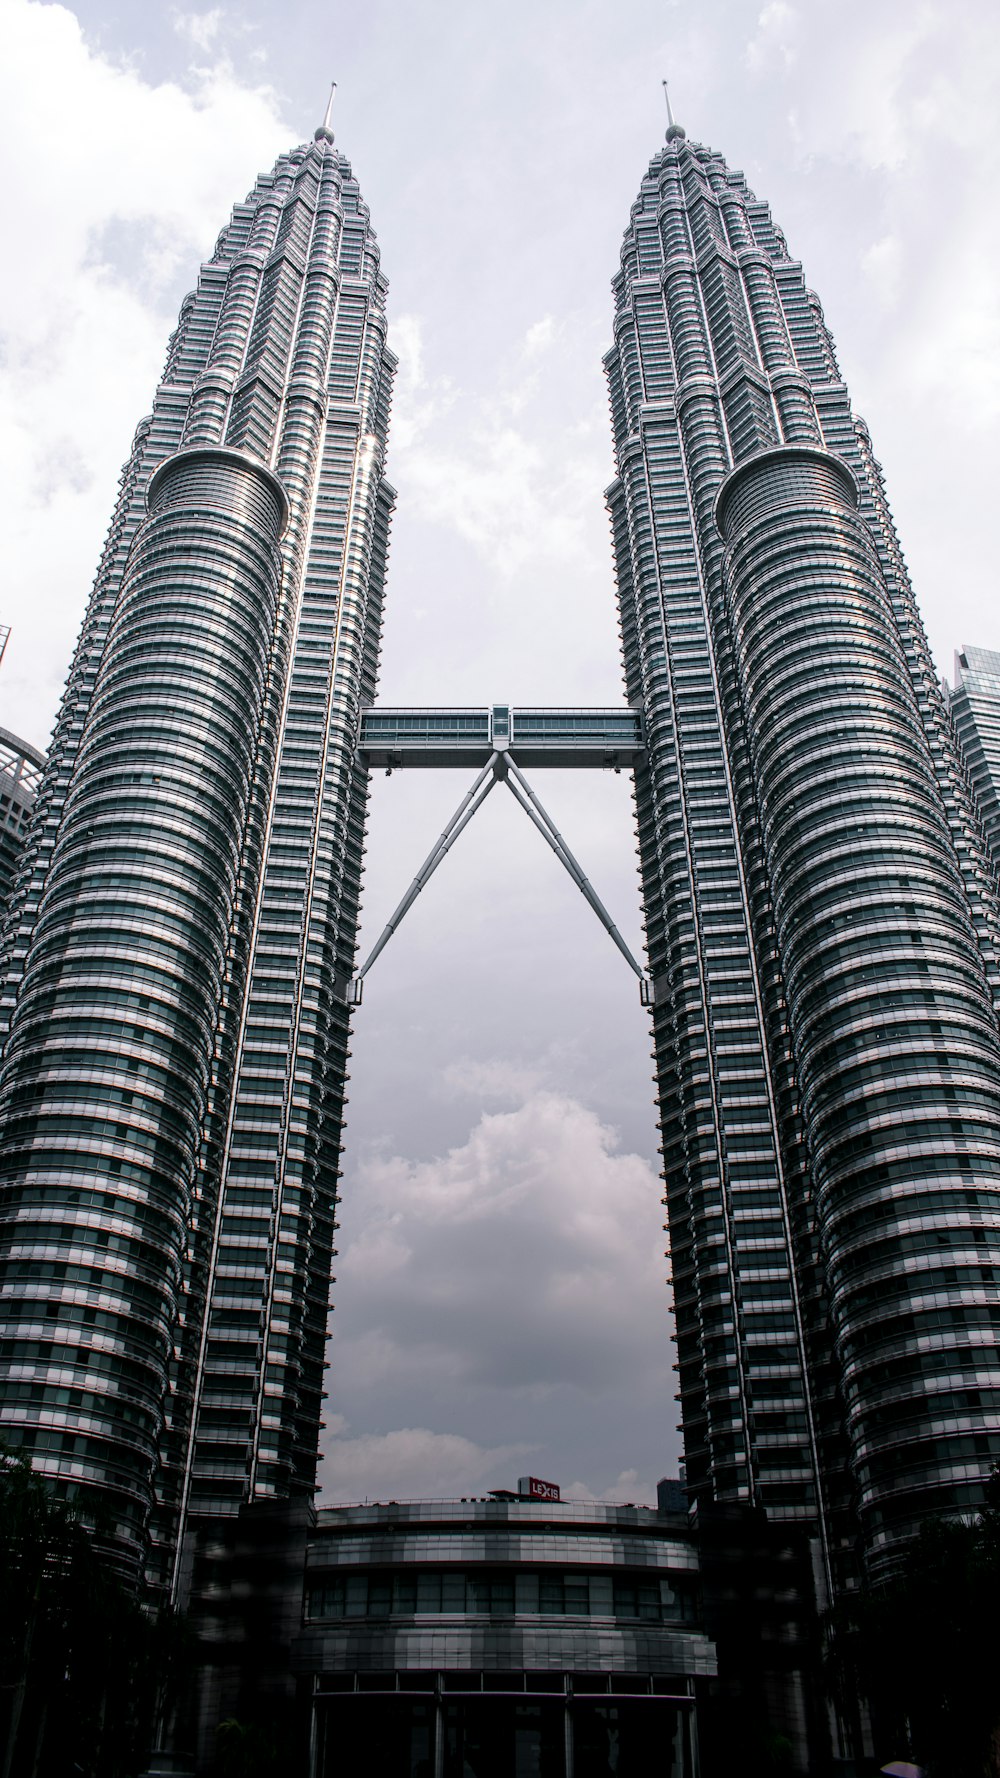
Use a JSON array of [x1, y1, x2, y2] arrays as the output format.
[[2, 107, 1000, 1615]]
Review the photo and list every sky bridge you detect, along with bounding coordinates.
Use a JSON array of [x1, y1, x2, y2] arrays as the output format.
[[352, 704, 650, 1002], [358, 704, 644, 770]]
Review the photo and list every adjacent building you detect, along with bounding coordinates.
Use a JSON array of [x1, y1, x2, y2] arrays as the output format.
[[947, 646, 1000, 873], [605, 117, 1000, 1592], [185, 1494, 715, 1778], [0, 727, 45, 921]]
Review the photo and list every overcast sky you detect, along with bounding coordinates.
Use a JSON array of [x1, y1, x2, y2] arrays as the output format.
[[2, 0, 998, 1506]]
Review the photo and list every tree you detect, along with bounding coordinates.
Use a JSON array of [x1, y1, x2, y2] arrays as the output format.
[[0, 1444, 188, 1778], [827, 1484, 1000, 1778], [216, 1717, 283, 1778]]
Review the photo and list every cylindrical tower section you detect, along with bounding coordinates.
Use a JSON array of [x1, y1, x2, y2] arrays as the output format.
[[716, 446, 1000, 1571], [0, 447, 286, 1576]]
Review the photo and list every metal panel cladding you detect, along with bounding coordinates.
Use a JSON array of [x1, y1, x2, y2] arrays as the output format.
[[0, 126, 396, 1591], [605, 123, 1000, 1583]]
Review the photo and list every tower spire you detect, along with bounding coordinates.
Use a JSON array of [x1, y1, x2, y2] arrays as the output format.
[[315, 80, 337, 143], [662, 75, 686, 142]]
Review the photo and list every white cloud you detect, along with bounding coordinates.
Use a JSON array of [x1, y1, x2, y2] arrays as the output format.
[[861, 233, 902, 309], [834, 13, 1000, 431], [902, 232, 1000, 428], [172, 7, 223, 51], [523, 315, 557, 357], [322, 1425, 532, 1502], [396, 400, 602, 580], [747, 3, 988, 177], [319, 1087, 671, 1501], [385, 299, 609, 586], [834, 10, 943, 172], [326, 1091, 667, 1403], [745, 2, 799, 74], [0, 0, 289, 747], [387, 312, 457, 451], [564, 1467, 656, 1506], [440, 1057, 546, 1103]]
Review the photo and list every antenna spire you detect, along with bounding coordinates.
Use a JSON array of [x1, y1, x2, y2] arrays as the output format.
[[662, 75, 686, 142], [315, 81, 337, 144]]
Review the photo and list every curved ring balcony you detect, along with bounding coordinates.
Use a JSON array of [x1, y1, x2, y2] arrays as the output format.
[[146, 445, 290, 537], [714, 443, 859, 540]]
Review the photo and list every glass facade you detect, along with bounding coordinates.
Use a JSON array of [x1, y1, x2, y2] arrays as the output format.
[[947, 646, 1000, 874], [606, 122, 1000, 1581], [358, 706, 643, 768], [308, 1567, 696, 1621], [294, 1499, 711, 1778], [0, 123, 395, 1587]]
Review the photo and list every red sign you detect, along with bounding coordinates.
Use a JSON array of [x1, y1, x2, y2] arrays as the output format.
[[518, 1474, 560, 1502]]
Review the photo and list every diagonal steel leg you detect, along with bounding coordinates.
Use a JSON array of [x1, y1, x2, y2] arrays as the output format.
[[502, 755, 647, 983], [354, 752, 501, 988]]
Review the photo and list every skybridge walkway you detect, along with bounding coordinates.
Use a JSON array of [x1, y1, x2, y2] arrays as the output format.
[[358, 704, 643, 771], [352, 704, 649, 1004]]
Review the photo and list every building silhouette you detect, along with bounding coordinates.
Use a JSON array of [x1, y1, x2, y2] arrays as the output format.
[[1, 95, 1000, 1765]]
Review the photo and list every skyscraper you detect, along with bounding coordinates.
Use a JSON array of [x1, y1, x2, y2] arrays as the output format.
[[3, 88, 1000, 1670], [947, 646, 1000, 874], [0, 106, 395, 1590], [605, 115, 1000, 1587]]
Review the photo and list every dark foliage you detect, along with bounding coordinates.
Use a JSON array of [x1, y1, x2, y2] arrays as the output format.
[[0, 1444, 189, 1778], [215, 1716, 290, 1778], [827, 1478, 1000, 1778]]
